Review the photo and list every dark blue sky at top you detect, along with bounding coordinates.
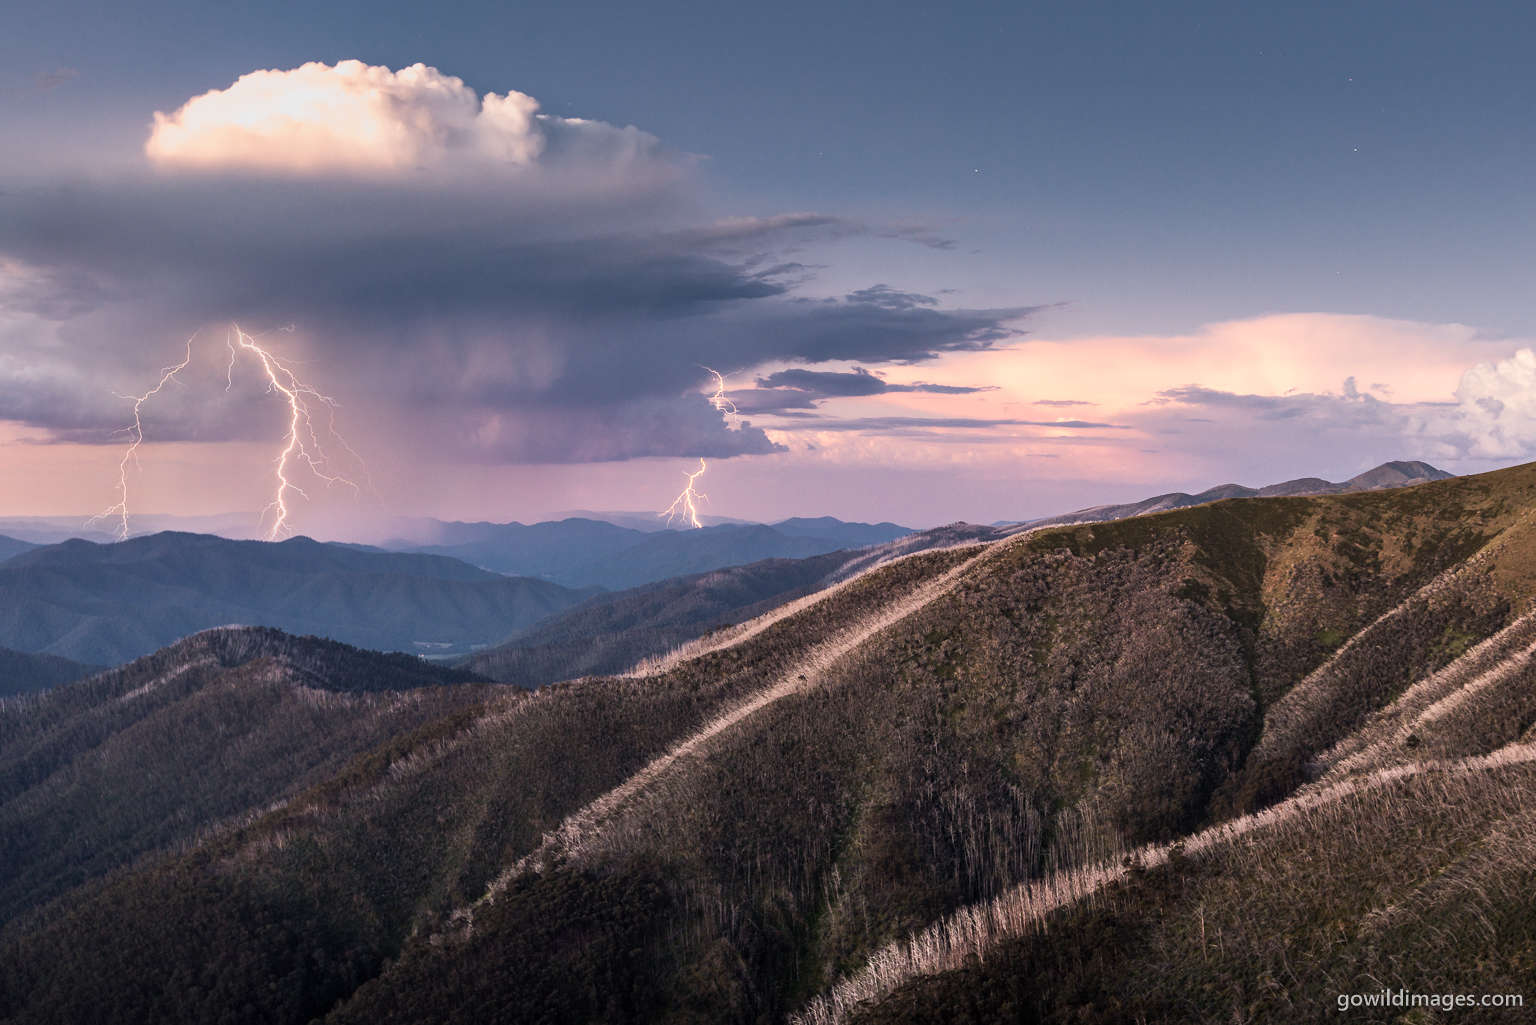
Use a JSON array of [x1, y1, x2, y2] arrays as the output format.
[[5, 0, 1535, 337]]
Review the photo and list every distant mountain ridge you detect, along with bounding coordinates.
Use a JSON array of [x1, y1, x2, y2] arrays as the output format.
[[0, 531, 592, 665], [0, 535, 35, 563], [397, 515, 913, 589], [1012, 459, 1453, 528], [0, 647, 99, 698]]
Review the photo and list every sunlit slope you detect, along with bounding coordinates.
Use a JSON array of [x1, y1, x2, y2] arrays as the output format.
[[7, 463, 1536, 1025]]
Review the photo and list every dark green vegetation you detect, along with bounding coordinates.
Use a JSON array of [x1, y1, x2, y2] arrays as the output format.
[[0, 531, 592, 664], [6, 462, 1536, 1025], [0, 647, 97, 698], [400, 516, 912, 589], [466, 551, 851, 685]]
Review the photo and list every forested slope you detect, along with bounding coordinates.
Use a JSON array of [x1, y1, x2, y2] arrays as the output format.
[[6, 463, 1536, 1024]]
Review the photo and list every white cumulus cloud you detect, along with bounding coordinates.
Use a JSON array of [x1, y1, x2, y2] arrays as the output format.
[[1427, 348, 1536, 460], [144, 59, 660, 179]]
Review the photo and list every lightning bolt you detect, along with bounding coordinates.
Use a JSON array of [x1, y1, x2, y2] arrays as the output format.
[[87, 334, 197, 541], [655, 367, 741, 528], [228, 325, 359, 541], [701, 365, 739, 426], [661, 458, 708, 529], [93, 324, 363, 542]]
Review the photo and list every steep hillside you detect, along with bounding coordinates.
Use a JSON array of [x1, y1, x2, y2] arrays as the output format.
[[0, 532, 591, 665], [466, 551, 853, 686], [0, 627, 492, 925], [5, 463, 1536, 1025]]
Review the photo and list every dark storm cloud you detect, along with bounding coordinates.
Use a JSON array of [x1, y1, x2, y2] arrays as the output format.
[[0, 174, 1034, 462], [770, 415, 1128, 433], [732, 365, 997, 414]]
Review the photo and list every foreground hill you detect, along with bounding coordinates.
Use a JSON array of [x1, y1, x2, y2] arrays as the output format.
[[401, 516, 913, 589], [6, 463, 1536, 1023], [0, 627, 491, 925], [0, 532, 591, 665]]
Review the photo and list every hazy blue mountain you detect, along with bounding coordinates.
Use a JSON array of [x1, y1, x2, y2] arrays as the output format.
[[399, 515, 915, 589], [0, 536, 35, 564], [0, 531, 592, 665], [768, 516, 911, 546], [0, 646, 99, 698], [557, 523, 856, 590], [405, 517, 651, 578]]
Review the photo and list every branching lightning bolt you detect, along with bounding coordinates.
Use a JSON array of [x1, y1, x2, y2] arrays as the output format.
[[701, 365, 739, 427], [93, 324, 362, 542], [657, 367, 740, 528], [661, 458, 708, 529], [228, 325, 359, 540], [87, 334, 197, 541]]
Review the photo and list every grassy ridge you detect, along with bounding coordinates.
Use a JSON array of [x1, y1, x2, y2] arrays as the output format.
[[6, 465, 1536, 1024]]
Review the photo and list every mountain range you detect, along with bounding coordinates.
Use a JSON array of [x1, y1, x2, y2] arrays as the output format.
[[394, 516, 913, 589], [4, 460, 1536, 1023], [0, 532, 591, 665], [1013, 458, 1453, 528], [0, 647, 98, 699], [0, 536, 34, 563]]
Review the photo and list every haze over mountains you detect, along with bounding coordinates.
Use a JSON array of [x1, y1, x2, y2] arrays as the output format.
[[393, 517, 912, 589], [0, 536, 34, 563], [5, 460, 1536, 1024], [0, 463, 1451, 690], [0, 533, 590, 665], [0, 647, 98, 699]]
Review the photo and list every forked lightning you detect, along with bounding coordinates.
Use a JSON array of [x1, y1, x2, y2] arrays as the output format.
[[662, 458, 709, 529], [93, 324, 361, 541]]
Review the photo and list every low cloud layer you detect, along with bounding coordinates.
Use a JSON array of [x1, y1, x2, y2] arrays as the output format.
[[734, 365, 997, 412]]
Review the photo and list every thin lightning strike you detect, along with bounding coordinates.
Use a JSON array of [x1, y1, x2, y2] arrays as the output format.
[[88, 334, 197, 541], [661, 458, 708, 529], [93, 324, 362, 542], [657, 367, 738, 528], [701, 365, 739, 425], [229, 325, 359, 541]]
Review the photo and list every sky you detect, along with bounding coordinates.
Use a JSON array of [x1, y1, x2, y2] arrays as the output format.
[[3, 0, 1536, 535]]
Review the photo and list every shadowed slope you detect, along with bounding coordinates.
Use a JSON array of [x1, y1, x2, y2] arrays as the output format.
[[0, 627, 492, 924]]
